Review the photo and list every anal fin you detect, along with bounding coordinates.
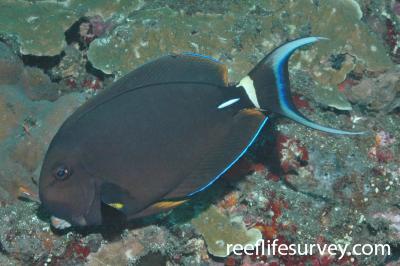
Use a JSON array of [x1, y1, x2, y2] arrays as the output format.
[[128, 199, 189, 219]]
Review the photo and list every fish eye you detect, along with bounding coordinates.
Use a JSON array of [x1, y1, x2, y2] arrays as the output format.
[[53, 165, 71, 180]]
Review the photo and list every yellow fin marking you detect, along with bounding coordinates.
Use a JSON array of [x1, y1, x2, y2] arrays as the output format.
[[107, 202, 124, 209], [152, 199, 188, 209]]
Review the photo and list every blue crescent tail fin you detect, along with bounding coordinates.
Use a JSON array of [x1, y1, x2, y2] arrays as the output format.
[[246, 37, 366, 135]]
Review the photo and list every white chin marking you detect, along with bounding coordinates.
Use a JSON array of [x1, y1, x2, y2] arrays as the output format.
[[51, 216, 72, 229]]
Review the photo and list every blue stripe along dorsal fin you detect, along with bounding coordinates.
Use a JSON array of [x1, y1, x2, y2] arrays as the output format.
[[181, 52, 223, 64], [248, 37, 366, 135]]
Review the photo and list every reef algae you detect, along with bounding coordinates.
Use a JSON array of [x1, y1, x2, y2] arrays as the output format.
[[191, 205, 262, 257]]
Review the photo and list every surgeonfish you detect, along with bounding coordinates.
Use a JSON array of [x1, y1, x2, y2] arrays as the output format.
[[39, 37, 364, 229]]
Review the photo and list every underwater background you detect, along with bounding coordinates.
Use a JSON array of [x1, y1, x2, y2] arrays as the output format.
[[0, 0, 399, 265]]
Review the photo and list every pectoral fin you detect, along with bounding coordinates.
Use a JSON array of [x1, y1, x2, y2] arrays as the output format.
[[100, 182, 139, 214], [107, 202, 124, 209]]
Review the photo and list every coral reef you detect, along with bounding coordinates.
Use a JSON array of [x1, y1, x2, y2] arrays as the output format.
[[87, 226, 170, 265], [0, 43, 85, 203], [191, 205, 262, 257], [346, 70, 400, 112], [0, 0, 399, 265], [0, 1, 76, 56], [0, 0, 141, 56], [87, 0, 392, 111]]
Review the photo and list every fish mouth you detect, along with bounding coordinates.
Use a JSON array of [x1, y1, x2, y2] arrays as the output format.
[[50, 215, 88, 229], [47, 185, 101, 229], [51, 216, 72, 229]]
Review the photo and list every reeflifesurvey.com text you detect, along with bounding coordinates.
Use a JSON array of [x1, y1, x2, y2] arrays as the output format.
[[226, 239, 391, 259]]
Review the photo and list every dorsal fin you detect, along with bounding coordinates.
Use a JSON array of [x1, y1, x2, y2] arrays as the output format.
[[114, 53, 228, 89], [61, 54, 228, 129]]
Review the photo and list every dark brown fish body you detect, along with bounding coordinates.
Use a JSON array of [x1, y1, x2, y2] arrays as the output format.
[[39, 38, 364, 228]]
